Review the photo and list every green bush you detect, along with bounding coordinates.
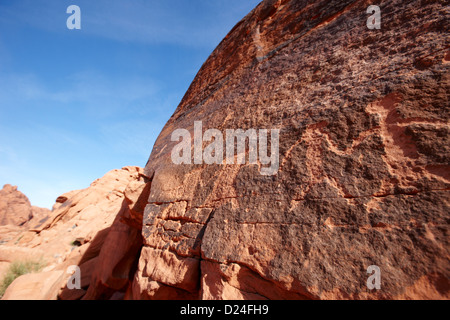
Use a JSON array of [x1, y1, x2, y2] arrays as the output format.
[[0, 259, 45, 298]]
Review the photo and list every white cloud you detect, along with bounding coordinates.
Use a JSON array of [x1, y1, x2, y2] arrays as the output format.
[[0, 70, 161, 119], [0, 0, 263, 208], [0, 144, 19, 164], [99, 120, 163, 158], [0, 69, 166, 208], [0, 0, 261, 48]]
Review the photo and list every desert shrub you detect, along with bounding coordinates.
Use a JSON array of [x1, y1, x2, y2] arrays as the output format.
[[0, 259, 45, 298]]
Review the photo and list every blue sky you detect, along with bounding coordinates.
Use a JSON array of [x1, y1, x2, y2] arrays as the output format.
[[0, 0, 261, 208]]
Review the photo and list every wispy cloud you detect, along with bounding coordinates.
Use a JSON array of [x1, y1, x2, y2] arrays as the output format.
[[0, 0, 261, 48], [0, 69, 167, 208], [0, 70, 162, 119], [0, 144, 20, 165], [99, 120, 163, 157], [0, 73, 45, 102], [0, 0, 262, 209]]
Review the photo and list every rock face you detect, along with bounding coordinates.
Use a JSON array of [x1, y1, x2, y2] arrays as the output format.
[[1, 167, 149, 300], [132, 0, 449, 299], [0, 185, 50, 229], [1, 0, 448, 300]]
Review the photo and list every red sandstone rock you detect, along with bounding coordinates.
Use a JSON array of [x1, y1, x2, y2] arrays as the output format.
[[133, 0, 449, 300], [2, 0, 449, 301], [0, 184, 49, 228], [79, 171, 150, 300], [1, 270, 66, 300], [0, 185, 50, 250], [1, 167, 149, 300]]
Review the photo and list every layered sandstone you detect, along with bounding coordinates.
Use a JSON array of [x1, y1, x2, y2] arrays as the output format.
[[1, 167, 149, 300], [132, 0, 449, 300]]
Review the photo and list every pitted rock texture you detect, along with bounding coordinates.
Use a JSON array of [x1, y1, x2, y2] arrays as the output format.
[[134, 0, 449, 299]]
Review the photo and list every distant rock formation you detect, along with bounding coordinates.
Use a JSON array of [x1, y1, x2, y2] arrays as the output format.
[[1, 167, 149, 300], [0, 184, 50, 230], [0, 184, 51, 288]]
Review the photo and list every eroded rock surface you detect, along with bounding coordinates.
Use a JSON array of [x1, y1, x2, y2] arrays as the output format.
[[133, 0, 449, 300]]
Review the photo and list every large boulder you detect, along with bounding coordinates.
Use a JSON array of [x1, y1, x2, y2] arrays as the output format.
[[132, 0, 449, 299], [1, 270, 66, 300]]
